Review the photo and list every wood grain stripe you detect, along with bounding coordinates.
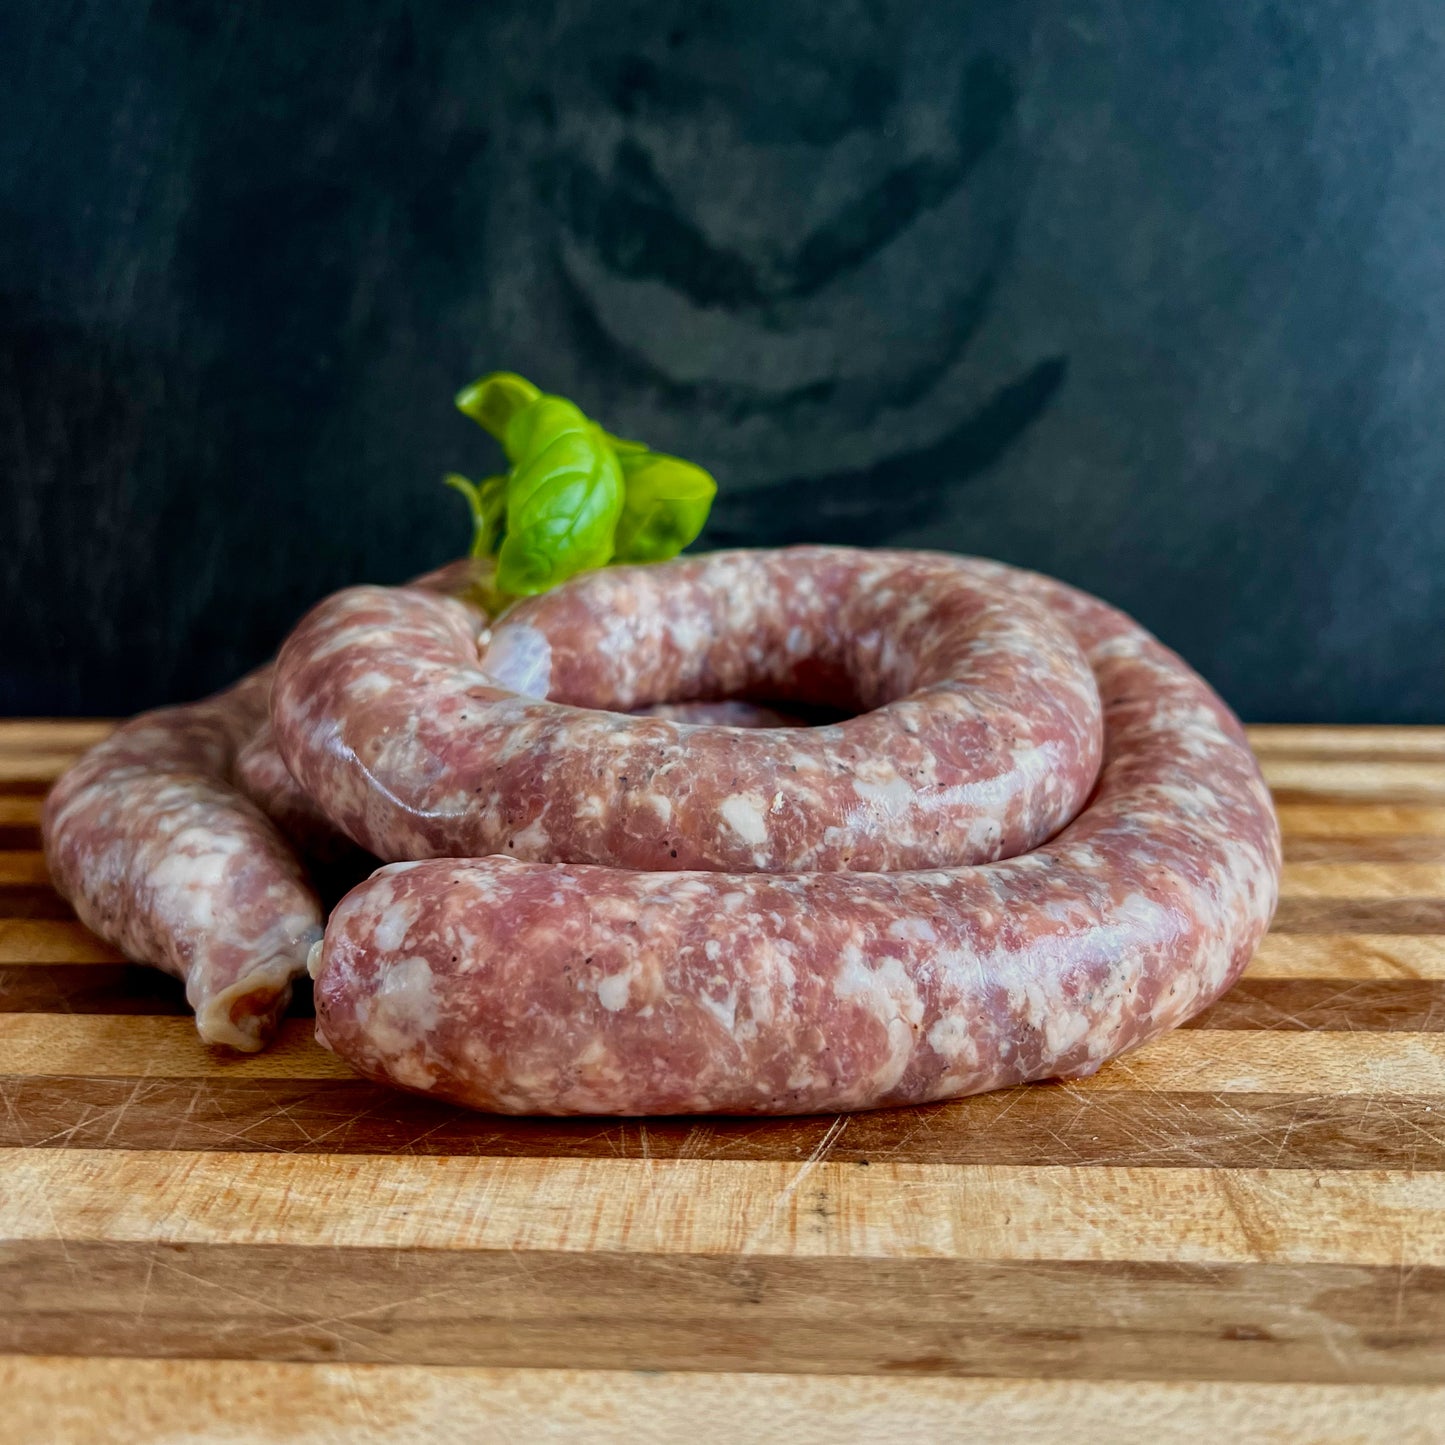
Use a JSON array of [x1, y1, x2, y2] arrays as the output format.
[[1183, 978, 1445, 1031], [7, 1359, 1442, 1445], [4, 1015, 1444, 1093], [1262, 760, 1445, 802], [0, 1015, 349, 1078], [0, 965, 192, 1015], [1282, 835, 1445, 863], [0, 853, 53, 886], [0, 921, 123, 964], [2, 1077, 1442, 1170], [0, 798, 41, 851], [1274, 802, 1445, 837], [0, 721, 113, 752], [2, 1248, 1443, 1386], [1270, 898, 1445, 933], [1070, 1031, 1445, 1095], [1283, 861, 1445, 895], [1280, 862, 1445, 898], [1263, 749, 1445, 768], [0, 890, 75, 921], [1248, 726, 1445, 755], [1249, 935, 1445, 978], [4, 1149, 1444, 1264], [0, 763, 72, 793]]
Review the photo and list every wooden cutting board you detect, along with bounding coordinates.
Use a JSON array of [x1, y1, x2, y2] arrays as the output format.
[[2, 721, 1443, 1443]]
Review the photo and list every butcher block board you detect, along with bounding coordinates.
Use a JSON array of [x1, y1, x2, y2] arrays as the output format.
[[2, 721, 1445, 1443]]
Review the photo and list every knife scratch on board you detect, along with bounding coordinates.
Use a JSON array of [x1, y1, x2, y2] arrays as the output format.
[[740, 1114, 849, 1256]]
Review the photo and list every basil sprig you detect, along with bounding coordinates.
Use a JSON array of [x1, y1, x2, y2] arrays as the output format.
[[447, 372, 717, 596], [443, 472, 507, 559], [610, 448, 717, 563]]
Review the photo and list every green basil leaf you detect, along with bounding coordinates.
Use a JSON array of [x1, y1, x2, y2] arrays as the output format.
[[496, 398, 624, 595], [603, 430, 650, 457], [444, 472, 509, 558], [455, 372, 542, 450], [474, 473, 509, 555], [610, 450, 717, 563]]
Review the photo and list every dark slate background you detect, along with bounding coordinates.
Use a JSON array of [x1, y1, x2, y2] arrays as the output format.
[[3, 0, 1443, 721]]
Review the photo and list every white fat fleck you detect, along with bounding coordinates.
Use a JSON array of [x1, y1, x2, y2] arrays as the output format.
[[887, 916, 938, 944], [358, 955, 443, 1090], [927, 1013, 980, 1068], [697, 986, 739, 1037], [931, 741, 1061, 819], [720, 793, 769, 847], [851, 775, 915, 820], [388, 1053, 440, 1091], [667, 611, 712, 659], [347, 669, 400, 701], [596, 965, 637, 1012], [1042, 1004, 1093, 1056], [1113, 890, 1178, 943], [372, 898, 419, 953], [306, 939, 325, 980], [770, 791, 784, 813], [576, 795, 606, 821], [376, 955, 441, 1032], [704, 940, 721, 961], [832, 943, 877, 1002], [481, 623, 552, 698], [748, 983, 775, 1028], [510, 817, 550, 853], [375, 859, 427, 878], [647, 793, 673, 824], [831, 945, 923, 1092], [148, 844, 236, 930], [150, 849, 232, 892]]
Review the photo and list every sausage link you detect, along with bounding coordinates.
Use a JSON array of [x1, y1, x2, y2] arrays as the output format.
[[309, 553, 1280, 1114], [234, 720, 362, 865], [631, 700, 814, 728], [40, 557, 502, 1051], [273, 548, 1104, 872], [234, 556, 504, 863], [42, 670, 323, 1051]]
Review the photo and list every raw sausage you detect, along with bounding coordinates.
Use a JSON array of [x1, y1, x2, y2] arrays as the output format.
[[236, 555, 502, 862], [630, 700, 813, 728], [235, 720, 358, 863], [273, 549, 1104, 872], [39, 556, 498, 1050], [307, 550, 1281, 1114], [42, 670, 323, 1051]]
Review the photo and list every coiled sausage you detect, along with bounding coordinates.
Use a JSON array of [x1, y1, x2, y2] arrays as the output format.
[[273, 549, 1104, 873], [300, 550, 1280, 1113]]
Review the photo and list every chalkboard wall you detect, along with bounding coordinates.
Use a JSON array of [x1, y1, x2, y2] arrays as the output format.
[[4, 0, 1443, 720]]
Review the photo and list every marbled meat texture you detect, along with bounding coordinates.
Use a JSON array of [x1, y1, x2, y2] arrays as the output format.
[[307, 551, 1281, 1114], [42, 669, 323, 1051], [38, 555, 502, 1051], [273, 549, 1105, 873], [234, 720, 356, 863]]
